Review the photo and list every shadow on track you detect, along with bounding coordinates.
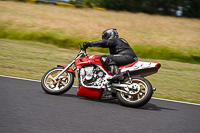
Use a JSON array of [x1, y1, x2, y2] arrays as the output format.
[[60, 93, 177, 111], [139, 103, 178, 111]]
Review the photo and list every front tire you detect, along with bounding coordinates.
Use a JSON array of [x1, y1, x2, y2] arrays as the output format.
[[117, 76, 153, 108], [41, 67, 74, 95]]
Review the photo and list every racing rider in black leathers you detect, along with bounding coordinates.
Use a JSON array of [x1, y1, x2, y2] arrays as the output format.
[[83, 29, 138, 80]]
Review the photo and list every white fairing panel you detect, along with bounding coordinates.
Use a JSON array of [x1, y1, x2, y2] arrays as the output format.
[[120, 61, 160, 77]]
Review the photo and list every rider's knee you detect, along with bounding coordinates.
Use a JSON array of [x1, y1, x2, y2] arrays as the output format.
[[100, 55, 110, 66]]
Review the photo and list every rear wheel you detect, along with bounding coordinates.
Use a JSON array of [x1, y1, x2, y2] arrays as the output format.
[[117, 76, 153, 108], [41, 67, 74, 95]]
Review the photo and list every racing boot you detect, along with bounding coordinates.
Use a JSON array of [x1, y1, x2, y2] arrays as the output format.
[[108, 65, 124, 81]]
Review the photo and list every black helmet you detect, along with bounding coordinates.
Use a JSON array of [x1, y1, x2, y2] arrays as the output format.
[[102, 29, 119, 40]]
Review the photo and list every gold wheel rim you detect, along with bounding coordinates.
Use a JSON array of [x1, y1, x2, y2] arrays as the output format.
[[44, 69, 70, 91], [120, 79, 148, 103]]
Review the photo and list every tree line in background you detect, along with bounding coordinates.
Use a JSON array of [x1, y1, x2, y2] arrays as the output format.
[[71, 0, 200, 18]]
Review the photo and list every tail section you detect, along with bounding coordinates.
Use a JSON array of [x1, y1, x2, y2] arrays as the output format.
[[119, 61, 161, 77]]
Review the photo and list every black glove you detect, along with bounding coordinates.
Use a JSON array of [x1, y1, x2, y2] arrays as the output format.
[[83, 41, 93, 49], [83, 42, 88, 49]]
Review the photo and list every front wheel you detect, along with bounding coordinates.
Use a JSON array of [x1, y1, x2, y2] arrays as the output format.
[[116, 76, 153, 108], [41, 67, 74, 95]]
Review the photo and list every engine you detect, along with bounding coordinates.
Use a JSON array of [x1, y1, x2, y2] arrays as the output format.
[[80, 65, 106, 87]]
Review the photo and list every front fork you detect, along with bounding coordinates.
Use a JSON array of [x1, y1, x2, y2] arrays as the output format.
[[54, 60, 75, 80], [53, 51, 84, 80]]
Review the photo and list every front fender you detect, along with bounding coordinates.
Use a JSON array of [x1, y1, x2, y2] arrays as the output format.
[[57, 65, 75, 77]]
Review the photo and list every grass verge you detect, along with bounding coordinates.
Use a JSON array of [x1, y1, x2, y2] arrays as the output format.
[[0, 1, 200, 64], [0, 23, 199, 64], [0, 39, 200, 104]]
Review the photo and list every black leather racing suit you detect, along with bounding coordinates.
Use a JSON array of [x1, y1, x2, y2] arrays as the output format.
[[90, 37, 138, 67]]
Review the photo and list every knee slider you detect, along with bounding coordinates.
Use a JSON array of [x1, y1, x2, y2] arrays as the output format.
[[100, 55, 110, 66]]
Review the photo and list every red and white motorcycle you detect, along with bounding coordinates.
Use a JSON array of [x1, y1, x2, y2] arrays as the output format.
[[41, 44, 161, 107]]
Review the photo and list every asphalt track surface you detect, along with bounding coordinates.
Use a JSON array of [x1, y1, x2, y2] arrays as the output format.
[[0, 76, 200, 133]]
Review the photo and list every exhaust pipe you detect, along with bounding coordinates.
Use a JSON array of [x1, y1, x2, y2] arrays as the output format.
[[153, 88, 156, 91]]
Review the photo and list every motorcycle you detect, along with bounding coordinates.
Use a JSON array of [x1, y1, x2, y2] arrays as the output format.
[[41, 43, 161, 108]]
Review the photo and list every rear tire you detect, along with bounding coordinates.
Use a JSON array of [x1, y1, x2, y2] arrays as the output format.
[[41, 67, 74, 95], [117, 76, 153, 108]]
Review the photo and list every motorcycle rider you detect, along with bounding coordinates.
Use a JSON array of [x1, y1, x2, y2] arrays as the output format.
[[83, 28, 138, 80]]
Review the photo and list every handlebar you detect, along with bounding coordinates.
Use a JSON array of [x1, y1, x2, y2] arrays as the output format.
[[79, 43, 87, 53], [81, 47, 87, 52]]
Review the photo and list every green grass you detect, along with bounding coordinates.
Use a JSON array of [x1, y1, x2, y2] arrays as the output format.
[[133, 45, 200, 64], [0, 39, 200, 104], [0, 23, 199, 64], [0, 1, 200, 64], [0, 22, 82, 49]]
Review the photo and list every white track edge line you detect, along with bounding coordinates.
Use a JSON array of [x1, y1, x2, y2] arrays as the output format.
[[0, 75, 41, 82], [151, 97, 200, 106], [0, 75, 199, 106]]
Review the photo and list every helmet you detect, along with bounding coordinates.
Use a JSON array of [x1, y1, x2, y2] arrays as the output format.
[[102, 29, 119, 40]]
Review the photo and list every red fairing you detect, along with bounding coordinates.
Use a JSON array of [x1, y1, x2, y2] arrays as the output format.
[[75, 55, 112, 76], [75, 55, 103, 69], [77, 85, 103, 99]]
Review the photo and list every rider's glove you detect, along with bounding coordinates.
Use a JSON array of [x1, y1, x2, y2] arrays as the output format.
[[83, 41, 92, 50], [83, 42, 88, 49], [83, 41, 93, 48]]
